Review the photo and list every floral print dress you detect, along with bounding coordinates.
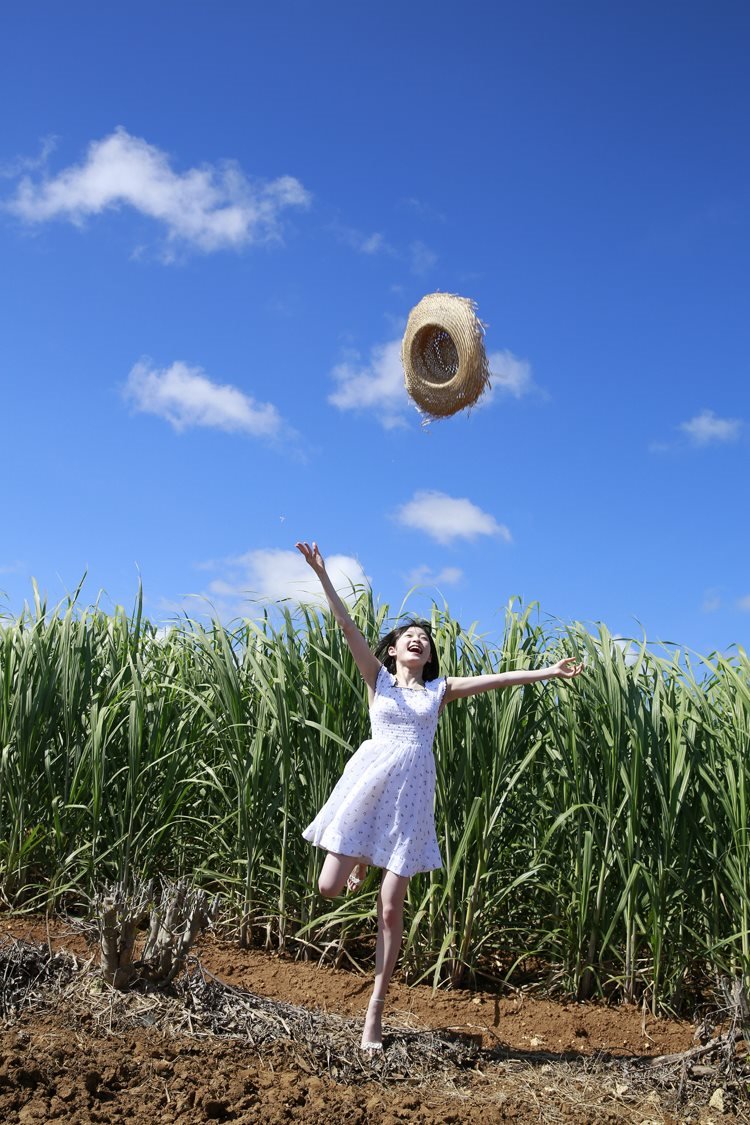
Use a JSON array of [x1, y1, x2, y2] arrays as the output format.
[[303, 664, 447, 877]]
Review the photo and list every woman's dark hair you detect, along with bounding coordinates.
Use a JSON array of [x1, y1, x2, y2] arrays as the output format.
[[373, 619, 439, 682]]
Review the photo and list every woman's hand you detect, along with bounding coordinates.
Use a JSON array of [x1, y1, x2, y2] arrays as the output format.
[[551, 657, 584, 679], [295, 540, 326, 576]]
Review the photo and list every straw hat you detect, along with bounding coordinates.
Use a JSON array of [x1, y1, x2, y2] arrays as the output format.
[[401, 292, 490, 419]]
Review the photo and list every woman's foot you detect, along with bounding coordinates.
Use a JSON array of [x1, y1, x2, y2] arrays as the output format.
[[347, 863, 367, 893], [360, 996, 384, 1052]]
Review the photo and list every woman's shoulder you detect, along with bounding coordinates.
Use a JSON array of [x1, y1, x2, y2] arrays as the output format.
[[375, 663, 390, 688]]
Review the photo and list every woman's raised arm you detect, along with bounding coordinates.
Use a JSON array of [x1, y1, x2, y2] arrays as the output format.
[[295, 541, 381, 692], [443, 657, 583, 705]]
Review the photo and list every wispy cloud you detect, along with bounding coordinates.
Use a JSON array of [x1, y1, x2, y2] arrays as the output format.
[[190, 548, 369, 615], [405, 564, 463, 587], [398, 197, 446, 223], [329, 221, 395, 256], [330, 220, 436, 276], [123, 360, 284, 438], [702, 588, 722, 613], [680, 409, 742, 446], [0, 135, 58, 180], [409, 240, 438, 275], [328, 339, 410, 429], [396, 491, 511, 545], [360, 233, 387, 254], [5, 127, 310, 255], [738, 594, 750, 613]]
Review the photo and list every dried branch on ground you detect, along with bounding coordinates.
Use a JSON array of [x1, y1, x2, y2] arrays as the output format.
[[96, 879, 220, 989]]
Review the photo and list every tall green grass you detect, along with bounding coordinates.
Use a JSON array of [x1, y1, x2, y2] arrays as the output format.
[[0, 583, 747, 1010]]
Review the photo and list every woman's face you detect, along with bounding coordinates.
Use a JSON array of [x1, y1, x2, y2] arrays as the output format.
[[389, 625, 433, 670]]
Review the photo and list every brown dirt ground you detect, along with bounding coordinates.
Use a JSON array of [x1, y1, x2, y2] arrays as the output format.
[[0, 915, 746, 1124]]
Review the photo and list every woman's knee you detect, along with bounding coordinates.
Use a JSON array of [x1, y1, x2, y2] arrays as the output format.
[[380, 900, 404, 931], [378, 873, 409, 930], [318, 874, 340, 899], [318, 853, 349, 898]]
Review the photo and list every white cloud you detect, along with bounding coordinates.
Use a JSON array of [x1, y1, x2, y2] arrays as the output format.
[[201, 549, 369, 610], [123, 360, 283, 438], [6, 127, 310, 254], [738, 595, 750, 612], [328, 331, 536, 427], [328, 339, 409, 429], [329, 282, 538, 430], [487, 350, 534, 398], [702, 589, 722, 613], [396, 491, 511, 545], [405, 564, 463, 587], [680, 409, 742, 446]]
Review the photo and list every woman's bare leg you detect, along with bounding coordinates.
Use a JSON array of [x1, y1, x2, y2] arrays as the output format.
[[318, 851, 367, 899], [362, 869, 410, 1047]]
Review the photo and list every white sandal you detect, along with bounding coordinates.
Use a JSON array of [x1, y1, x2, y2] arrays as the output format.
[[346, 863, 367, 893], [360, 1040, 383, 1056]]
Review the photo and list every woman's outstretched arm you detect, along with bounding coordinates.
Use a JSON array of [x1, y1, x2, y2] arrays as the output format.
[[443, 658, 583, 705], [295, 541, 381, 692]]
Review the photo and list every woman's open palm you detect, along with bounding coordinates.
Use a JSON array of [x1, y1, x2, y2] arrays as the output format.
[[296, 540, 326, 576], [552, 657, 584, 679]]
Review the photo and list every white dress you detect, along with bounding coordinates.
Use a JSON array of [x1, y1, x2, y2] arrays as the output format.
[[302, 664, 447, 877]]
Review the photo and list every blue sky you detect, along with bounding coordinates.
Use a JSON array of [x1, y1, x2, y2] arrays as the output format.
[[1, 0, 748, 658]]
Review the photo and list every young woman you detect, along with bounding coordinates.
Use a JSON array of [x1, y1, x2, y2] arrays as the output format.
[[295, 540, 582, 1053]]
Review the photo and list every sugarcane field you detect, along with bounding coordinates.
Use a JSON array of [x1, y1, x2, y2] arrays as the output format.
[[1, 594, 749, 1122]]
